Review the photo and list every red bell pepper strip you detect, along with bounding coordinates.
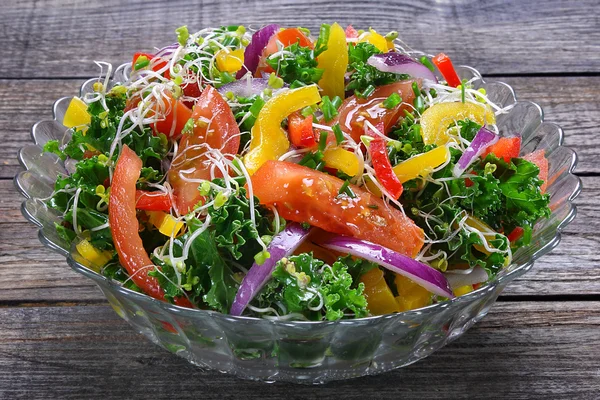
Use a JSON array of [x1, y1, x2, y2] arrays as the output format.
[[109, 145, 193, 308], [288, 112, 317, 148], [432, 53, 461, 88], [135, 190, 173, 212], [369, 138, 404, 199], [132, 52, 171, 79], [482, 136, 521, 163], [506, 226, 525, 243]]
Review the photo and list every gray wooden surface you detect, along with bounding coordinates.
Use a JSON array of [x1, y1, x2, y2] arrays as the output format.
[[1, 0, 598, 398]]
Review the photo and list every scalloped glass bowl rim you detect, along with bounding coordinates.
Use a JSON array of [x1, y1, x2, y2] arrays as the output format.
[[16, 62, 581, 327]]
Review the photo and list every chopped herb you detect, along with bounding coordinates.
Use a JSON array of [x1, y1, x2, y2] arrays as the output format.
[[383, 92, 402, 109]]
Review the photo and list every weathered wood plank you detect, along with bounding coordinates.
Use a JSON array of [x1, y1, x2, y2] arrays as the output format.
[[1, 76, 598, 179], [1, 175, 597, 301], [1, 0, 599, 77], [0, 302, 598, 399]]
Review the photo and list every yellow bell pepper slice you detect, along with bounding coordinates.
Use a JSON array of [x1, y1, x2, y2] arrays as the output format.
[[215, 48, 244, 73], [420, 102, 495, 146], [360, 267, 400, 315], [63, 97, 91, 130], [317, 23, 348, 99], [394, 274, 432, 312], [244, 85, 321, 175], [359, 28, 388, 52], [322, 147, 360, 177], [76, 239, 113, 271], [453, 285, 474, 297], [393, 145, 450, 183], [147, 211, 184, 237], [463, 214, 498, 254]]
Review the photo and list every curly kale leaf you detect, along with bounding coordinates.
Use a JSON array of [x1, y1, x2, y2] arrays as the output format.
[[207, 180, 281, 266], [252, 253, 368, 321]]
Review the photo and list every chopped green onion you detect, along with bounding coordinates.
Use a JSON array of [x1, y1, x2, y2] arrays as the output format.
[[419, 56, 435, 72], [332, 123, 344, 145], [301, 104, 317, 118], [290, 80, 307, 89], [176, 25, 189, 46], [359, 84, 376, 99], [248, 97, 265, 117], [314, 24, 331, 56], [383, 92, 402, 109], [134, 56, 150, 71], [330, 96, 342, 109], [367, 204, 379, 210], [320, 96, 338, 122], [318, 131, 328, 152], [411, 81, 421, 98], [301, 222, 311, 230], [338, 180, 356, 198], [413, 95, 424, 114]]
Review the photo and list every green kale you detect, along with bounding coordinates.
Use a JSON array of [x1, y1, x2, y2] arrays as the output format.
[[346, 42, 408, 96], [251, 253, 368, 321], [43, 140, 66, 160], [207, 179, 282, 266]]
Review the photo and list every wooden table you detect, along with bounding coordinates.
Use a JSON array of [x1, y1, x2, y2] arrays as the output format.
[[1, 0, 599, 398]]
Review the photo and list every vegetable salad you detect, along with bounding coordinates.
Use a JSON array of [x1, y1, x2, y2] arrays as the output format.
[[44, 23, 551, 321]]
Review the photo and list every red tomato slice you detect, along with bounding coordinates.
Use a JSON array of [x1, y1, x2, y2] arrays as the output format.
[[168, 85, 240, 215], [332, 81, 417, 142], [482, 136, 521, 163], [250, 160, 424, 258], [288, 112, 317, 148], [255, 28, 313, 77], [522, 149, 549, 193], [151, 92, 193, 140], [109, 145, 192, 308], [135, 190, 172, 212]]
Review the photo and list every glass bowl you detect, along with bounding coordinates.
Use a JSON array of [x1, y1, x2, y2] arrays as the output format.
[[15, 63, 581, 384]]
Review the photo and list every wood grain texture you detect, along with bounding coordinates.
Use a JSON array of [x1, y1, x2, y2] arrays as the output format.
[[0, 175, 596, 302], [1, 76, 599, 179], [0, 0, 599, 78], [0, 302, 599, 399]]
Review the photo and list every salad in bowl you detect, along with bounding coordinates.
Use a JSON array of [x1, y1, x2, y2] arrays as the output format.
[[17, 22, 577, 382]]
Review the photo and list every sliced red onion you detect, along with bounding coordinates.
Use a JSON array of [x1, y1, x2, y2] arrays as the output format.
[[453, 127, 499, 177], [367, 53, 438, 82], [230, 223, 312, 316], [445, 266, 488, 289], [236, 24, 280, 79], [321, 236, 454, 298], [155, 43, 179, 57]]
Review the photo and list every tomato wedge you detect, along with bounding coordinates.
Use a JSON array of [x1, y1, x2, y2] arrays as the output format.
[[135, 190, 172, 212], [168, 85, 240, 215], [288, 111, 317, 148], [523, 149, 549, 193], [255, 28, 313, 77], [482, 136, 521, 163], [109, 145, 192, 307], [332, 81, 417, 142], [151, 92, 193, 140], [250, 160, 424, 257]]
